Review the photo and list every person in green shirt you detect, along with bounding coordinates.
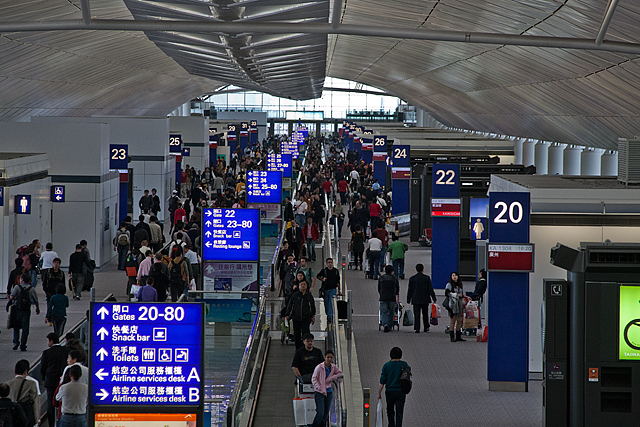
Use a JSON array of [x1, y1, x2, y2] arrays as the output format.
[[387, 234, 409, 279], [46, 284, 69, 337]]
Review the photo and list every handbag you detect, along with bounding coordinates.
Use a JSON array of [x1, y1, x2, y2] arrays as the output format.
[[6, 304, 16, 329], [402, 309, 414, 326], [442, 296, 450, 310]]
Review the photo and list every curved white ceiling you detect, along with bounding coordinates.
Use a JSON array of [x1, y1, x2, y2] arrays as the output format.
[[1, 0, 640, 150]]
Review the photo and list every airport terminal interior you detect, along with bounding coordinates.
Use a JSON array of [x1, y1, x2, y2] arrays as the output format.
[[2, 1, 640, 426]]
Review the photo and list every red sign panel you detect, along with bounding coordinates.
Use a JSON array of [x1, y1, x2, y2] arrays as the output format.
[[209, 141, 217, 148], [391, 167, 410, 179], [487, 243, 535, 272], [373, 152, 386, 162], [362, 142, 373, 151], [431, 198, 462, 217]]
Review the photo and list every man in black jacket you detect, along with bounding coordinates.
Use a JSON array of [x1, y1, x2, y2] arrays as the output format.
[[283, 197, 294, 223], [285, 280, 316, 349], [378, 265, 399, 333], [285, 221, 303, 260], [407, 263, 437, 333], [41, 333, 70, 427]]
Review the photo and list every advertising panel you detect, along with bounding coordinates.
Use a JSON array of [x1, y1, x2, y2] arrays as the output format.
[[619, 285, 640, 360], [202, 262, 258, 299]]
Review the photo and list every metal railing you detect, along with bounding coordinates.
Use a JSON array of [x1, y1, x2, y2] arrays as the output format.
[[328, 295, 348, 427]]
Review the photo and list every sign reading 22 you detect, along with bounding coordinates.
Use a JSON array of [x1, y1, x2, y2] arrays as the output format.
[[435, 169, 455, 185]]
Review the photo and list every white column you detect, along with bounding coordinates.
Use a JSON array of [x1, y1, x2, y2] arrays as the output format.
[[548, 143, 565, 175], [563, 146, 582, 175], [581, 149, 602, 176], [534, 142, 550, 174], [182, 102, 190, 116], [522, 140, 536, 166], [601, 151, 618, 176], [514, 138, 524, 165]]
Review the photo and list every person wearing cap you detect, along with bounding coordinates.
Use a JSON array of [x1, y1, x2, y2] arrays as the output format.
[[291, 333, 324, 383]]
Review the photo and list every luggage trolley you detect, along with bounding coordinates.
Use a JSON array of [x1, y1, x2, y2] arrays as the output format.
[[378, 302, 403, 331]]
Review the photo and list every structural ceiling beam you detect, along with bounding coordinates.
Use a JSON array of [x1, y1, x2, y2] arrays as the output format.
[[1, 19, 640, 54], [595, 0, 620, 46]]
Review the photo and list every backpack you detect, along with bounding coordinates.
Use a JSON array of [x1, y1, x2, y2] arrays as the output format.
[[15, 245, 29, 258], [400, 364, 412, 394], [20, 254, 31, 271], [169, 259, 185, 284], [117, 230, 130, 246], [16, 285, 31, 311], [0, 398, 26, 427]]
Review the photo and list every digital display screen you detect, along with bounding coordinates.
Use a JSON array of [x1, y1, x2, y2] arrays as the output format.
[[202, 208, 260, 262], [267, 154, 292, 178], [431, 198, 462, 217], [487, 243, 534, 272], [469, 197, 489, 218], [619, 285, 640, 360], [90, 303, 203, 406], [246, 171, 282, 204], [94, 413, 197, 427]]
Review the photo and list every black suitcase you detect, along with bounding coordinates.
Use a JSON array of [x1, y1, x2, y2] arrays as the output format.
[[337, 300, 348, 320]]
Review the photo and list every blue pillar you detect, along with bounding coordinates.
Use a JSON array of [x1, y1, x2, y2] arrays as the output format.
[[430, 164, 460, 289], [175, 155, 182, 193], [119, 172, 128, 224]]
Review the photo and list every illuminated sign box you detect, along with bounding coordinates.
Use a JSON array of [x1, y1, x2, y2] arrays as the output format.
[[89, 302, 203, 407], [94, 413, 197, 427], [486, 243, 535, 272], [246, 171, 282, 204], [430, 198, 462, 217], [267, 154, 292, 178], [202, 208, 260, 262], [619, 285, 640, 361]]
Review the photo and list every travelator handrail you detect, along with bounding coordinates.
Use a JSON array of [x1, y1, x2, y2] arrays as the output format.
[[225, 140, 309, 426]]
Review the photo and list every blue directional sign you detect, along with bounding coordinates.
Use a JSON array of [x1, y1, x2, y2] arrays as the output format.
[[109, 144, 128, 171], [280, 139, 299, 159], [183, 148, 191, 157], [267, 154, 292, 178], [169, 134, 182, 155], [90, 302, 203, 407], [51, 185, 65, 203], [202, 208, 260, 262], [14, 195, 31, 214], [246, 171, 282, 204], [0, 187, 3, 207]]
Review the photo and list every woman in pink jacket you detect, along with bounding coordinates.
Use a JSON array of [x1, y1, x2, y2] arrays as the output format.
[[311, 350, 343, 427]]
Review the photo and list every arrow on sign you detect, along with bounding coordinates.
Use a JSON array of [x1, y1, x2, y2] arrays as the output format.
[[96, 389, 109, 401], [205, 241, 212, 248], [96, 327, 109, 340], [205, 264, 214, 273], [205, 210, 212, 217], [205, 220, 212, 227], [55, 195, 62, 201], [97, 306, 109, 320], [96, 348, 108, 361], [95, 368, 108, 380], [205, 231, 212, 237]]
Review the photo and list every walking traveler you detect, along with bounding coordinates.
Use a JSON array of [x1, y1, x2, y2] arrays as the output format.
[[291, 333, 324, 383], [387, 234, 408, 279], [316, 258, 340, 322], [41, 332, 69, 427], [444, 272, 465, 342], [7, 360, 39, 426], [366, 232, 383, 279], [285, 280, 316, 349], [311, 350, 343, 427], [378, 347, 410, 427], [0, 383, 27, 427], [9, 273, 40, 351], [55, 365, 88, 427], [406, 264, 436, 333], [378, 266, 399, 333], [46, 284, 69, 337]]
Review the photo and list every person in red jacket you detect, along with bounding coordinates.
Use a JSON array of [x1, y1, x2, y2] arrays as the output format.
[[337, 179, 349, 204], [173, 202, 186, 226], [322, 178, 333, 196], [303, 217, 320, 262], [369, 200, 382, 228]]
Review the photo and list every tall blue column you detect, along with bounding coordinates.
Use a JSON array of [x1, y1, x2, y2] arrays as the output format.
[[431, 164, 460, 289], [119, 172, 128, 224]]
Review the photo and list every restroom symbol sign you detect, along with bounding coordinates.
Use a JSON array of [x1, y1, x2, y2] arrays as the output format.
[[159, 349, 172, 362], [142, 348, 155, 362]]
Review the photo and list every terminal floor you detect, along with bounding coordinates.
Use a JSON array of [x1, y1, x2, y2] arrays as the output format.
[[343, 236, 543, 426]]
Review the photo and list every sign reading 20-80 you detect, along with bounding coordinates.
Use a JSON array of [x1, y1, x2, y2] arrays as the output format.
[[90, 302, 203, 407], [202, 208, 260, 262]]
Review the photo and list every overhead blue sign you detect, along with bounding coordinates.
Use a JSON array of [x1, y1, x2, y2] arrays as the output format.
[[281, 140, 299, 159], [202, 208, 260, 262], [169, 134, 182, 155], [51, 185, 65, 203], [14, 195, 31, 215], [182, 148, 191, 157], [90, 302, 203, 407], [267, 154, 292, 178], [109, 144, 128, 171], [246, 171, 282, 204]]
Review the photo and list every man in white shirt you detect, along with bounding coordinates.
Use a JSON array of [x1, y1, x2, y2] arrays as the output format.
[[56, 365, 88, 423], [184, 246, 200, 285], [366, 232, 383, 280], [40, 243, 59, 277], [61, 350, 89, 386], [349, 169, 360, 187]]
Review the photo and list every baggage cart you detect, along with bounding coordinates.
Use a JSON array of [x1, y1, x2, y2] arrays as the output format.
[[378, 302, 403, 331]]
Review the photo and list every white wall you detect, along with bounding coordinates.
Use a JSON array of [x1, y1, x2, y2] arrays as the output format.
[[0, 122, 117, 269], [529, 225, 640, 373], [169, 116, 209, 171], [32, 116, 174, 224], [0, 154, 52, 293]]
